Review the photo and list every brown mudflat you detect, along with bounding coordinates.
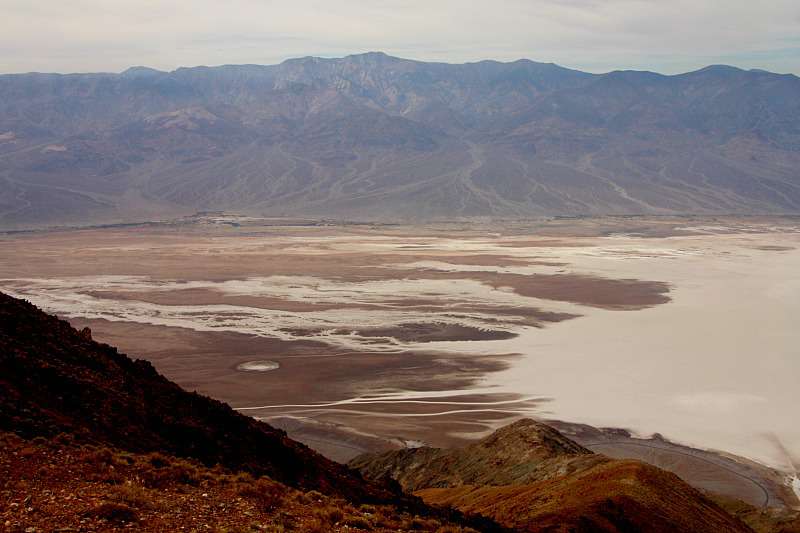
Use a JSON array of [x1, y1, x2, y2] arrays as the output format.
[[67, 318, 516, 409], [0, 222, 670, 456]]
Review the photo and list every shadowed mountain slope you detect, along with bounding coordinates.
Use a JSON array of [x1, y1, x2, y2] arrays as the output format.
[[0, 291, 398, 503], [1, 53, 799, 228], [0, 290, 511, 530]]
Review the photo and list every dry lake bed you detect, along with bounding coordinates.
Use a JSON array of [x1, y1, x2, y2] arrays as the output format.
[[2, 215, 799, 508]]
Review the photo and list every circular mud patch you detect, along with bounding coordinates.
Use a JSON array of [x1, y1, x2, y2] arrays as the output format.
[[236, 360, 280, 372]]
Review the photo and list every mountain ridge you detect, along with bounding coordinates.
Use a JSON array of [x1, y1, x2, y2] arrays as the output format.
[[352, 419, 754, 532], [1, 52, 799, 228], [4, 52, 798, 78]]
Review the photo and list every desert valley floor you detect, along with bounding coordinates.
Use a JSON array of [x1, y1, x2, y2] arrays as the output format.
[[1, 215, 798, 509]]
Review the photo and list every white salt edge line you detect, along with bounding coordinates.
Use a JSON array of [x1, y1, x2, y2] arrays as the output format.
[[235, 396, 543, 411], [0, 274, 588, 354], [263, 407, 534, 418]]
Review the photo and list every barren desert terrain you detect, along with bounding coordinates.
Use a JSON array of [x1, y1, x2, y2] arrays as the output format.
[[1, 215, 798, 508]]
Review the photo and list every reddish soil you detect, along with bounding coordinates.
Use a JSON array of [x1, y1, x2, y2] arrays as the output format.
[[0, 432, 484, 533], [417, 461, 751, 533]]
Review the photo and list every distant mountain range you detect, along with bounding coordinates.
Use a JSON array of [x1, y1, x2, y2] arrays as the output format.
[[1, 52, 799, 227]]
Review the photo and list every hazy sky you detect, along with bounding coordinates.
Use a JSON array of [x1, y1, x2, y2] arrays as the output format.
[[1, 0, 799, 75]]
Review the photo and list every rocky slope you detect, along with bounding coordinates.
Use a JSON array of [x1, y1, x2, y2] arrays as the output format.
[[1, 53, 799, 227], [0, 291, 504, 532], [352, 420, 754, 532], [416, 461, 750, 533], [0, 291, 385, 502], [351, 419, 606, 491], [0, 431, 479, 532]]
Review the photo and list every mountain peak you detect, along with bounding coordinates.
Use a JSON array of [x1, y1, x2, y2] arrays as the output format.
[[350, 418, 607, 492], [343, 51, 405, 64], [477, 418, 591, 457], [349, 51, 391, 59], [685, 64, 746, 77], [120, 66, 164, 78], [352, 419, 752, 532]]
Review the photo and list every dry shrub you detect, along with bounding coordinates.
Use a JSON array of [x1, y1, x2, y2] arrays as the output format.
[[297, 489, 325, 505], [146, 452, 171, 468], [302, 517, 328, 533], [53, 432, 74, 445], [373, 506, 401, 527], [358, 503, 376, 514], [238, 478, 286, 512], [275, 511, 296, 529], [85, 501, 138, 523], [344, 515, 373, 529], [80, 445, 130, 484], [406, 516, 440, 530], [140, 460, 200, 488], [108, 483, 155, 509], [116, 452, 136, 465], [83, 446, 115, 465], [313, 504, 344, 526], [19, 446, 38, 458], [0, 432, 23, 448], [234, 471, 256, 483], [88, 469, 125, 485]]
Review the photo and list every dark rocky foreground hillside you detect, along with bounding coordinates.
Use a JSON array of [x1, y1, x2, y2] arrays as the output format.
[[0, 292, 392, 502], [0, 291, 503, 532], [1, 52, 799, 228], [0, 291, 786, 531]]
